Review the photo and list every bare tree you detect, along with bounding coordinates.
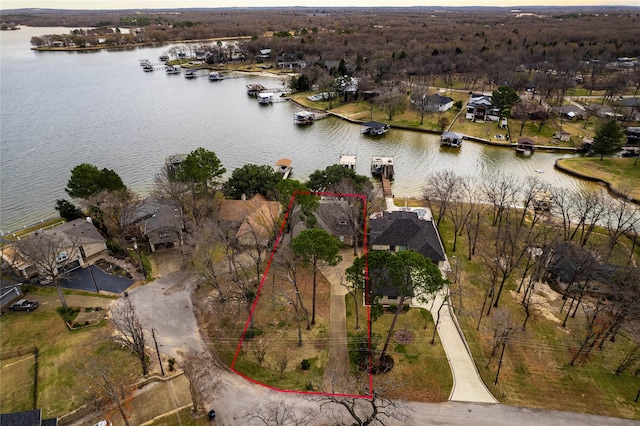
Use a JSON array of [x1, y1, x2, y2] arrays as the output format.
[[481, 171, 520, 227], [518, 176, 550, 228], [14, 231, 80, 308], [423, 170, 463, 227], [246, 398, 314, 426], [181, 349, 224, 415], [274, 350, 290, 379], [313, 374, 413, 426], [78, 356, 136, 426], [445, 176, 475, 252], [83, 188, 141, 242], [604, 195, 640, 259], [378, 86, 406, 121], [110, 296, 149, 376], [615, 343, 640, 376], [276, 246, 311, 334], [465, 200, 488, 261]]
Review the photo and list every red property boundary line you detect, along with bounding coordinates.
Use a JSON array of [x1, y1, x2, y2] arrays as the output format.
[[230, 190, 373, 399]]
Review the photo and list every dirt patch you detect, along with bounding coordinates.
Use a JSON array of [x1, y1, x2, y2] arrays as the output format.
[[510, 281, 562, 324], [150, 248, 183, 278], [394, 329, 414, 344]]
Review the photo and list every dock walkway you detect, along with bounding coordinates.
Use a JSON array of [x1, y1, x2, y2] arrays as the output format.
[[381, 175, 393, 198]]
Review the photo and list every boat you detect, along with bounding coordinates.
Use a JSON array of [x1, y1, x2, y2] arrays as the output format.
[[533, 190, 553, 211], [258, 92, 273, 104], [516, 137, 536, 155], [159, 54, 169, 62], [142, 64, 153, 72], [139, 59, 151, 67], [535, 169, 545, 173], [165, 65, 181, 74], [440, 131, 464, 148], [185, 69, 198, 79], [361, 121, 390, 136], [294, 111, 315, 125], [371, 156, 395, 179], [339, 155, 356, 170], [208, 71, 224, 81], [246, 84, 266, 97], [274, 158, 293, 179]]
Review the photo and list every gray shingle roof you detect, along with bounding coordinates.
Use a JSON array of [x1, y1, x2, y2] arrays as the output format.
[[369, 210, 445, 263]]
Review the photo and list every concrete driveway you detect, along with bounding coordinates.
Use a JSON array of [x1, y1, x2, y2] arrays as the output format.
[[124, 270, 205, 360], [60, 265, 134, 294]]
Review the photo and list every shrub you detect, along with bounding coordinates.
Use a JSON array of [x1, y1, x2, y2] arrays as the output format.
[[244, 328, 263, 340], [168, 357, 176, 372], [402, 304, 410, 312], [388, 304, 398, 313], [300, 359, 311, 370]]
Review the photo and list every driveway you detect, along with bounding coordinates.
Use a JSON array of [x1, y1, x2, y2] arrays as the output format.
[[125, 270, 205, 360], [60, 265, 134, 294], [104, 257, 637, 426]]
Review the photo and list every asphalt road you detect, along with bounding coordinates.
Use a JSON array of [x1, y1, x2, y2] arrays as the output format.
[[118, 266, 640, 426]]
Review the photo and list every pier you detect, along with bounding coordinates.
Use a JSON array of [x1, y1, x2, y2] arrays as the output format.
[[381, 175, 393, 198]]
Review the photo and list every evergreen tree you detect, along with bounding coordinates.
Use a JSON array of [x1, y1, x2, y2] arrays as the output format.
[[592, 120, 626, 160]]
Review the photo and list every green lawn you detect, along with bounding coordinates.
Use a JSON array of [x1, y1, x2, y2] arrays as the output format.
[[345, 289, 452, 402], [556, 157, 640, 202], [0, 288, 137, 419]]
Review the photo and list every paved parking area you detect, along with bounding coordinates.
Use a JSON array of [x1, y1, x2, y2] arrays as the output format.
[[60, 265, 134, 294]]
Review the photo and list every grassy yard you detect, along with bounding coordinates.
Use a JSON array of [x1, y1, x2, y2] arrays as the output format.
[[0, 287, 137, 419], [556, 157, 640, 201], [345, 289, 453, 402], [435, 211, 640, 420], [289, 90, 604, 150]]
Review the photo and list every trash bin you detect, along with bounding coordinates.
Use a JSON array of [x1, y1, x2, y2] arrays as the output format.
[[207, 409, 216, 420]]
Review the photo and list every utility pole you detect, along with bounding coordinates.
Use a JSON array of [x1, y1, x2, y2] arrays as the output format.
[[151, 328, 165, 376], [494, 327, 511, 385]]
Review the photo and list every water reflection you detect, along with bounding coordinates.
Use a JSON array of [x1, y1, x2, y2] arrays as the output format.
[[0, 27, 598, 232]]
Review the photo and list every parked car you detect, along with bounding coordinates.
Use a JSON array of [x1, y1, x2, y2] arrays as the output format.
[[9, 299, 39, 311], [92, 421, 112, 426]]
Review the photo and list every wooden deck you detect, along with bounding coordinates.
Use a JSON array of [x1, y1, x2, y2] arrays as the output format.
[[382, 175, 393, 198]]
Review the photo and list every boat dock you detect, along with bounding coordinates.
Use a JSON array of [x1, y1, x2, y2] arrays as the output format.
[[275, 158, 293, 179], [371, 156, 395, 197], [339, 155, 356, 170], [381, 175, 393, 198]]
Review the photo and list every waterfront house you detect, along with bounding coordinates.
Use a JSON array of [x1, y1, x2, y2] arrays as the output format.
[[3, 218, 107, 279], [465, 94, 499, 122], [367, 209, 447, 305], [411, 93, 454, 112], [126, 197, 184, 252], [315, 199, 354, 247], [553, 105, 586, 121], [217, 194, 282, 247]]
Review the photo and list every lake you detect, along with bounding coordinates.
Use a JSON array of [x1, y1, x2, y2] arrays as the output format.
[[0, 27, 591, 233]]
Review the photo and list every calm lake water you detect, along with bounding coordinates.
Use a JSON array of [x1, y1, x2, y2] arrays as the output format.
[[0, 27, 591, 233]]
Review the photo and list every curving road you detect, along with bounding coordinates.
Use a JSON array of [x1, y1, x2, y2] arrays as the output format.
[[116, 252, 635, 426]]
